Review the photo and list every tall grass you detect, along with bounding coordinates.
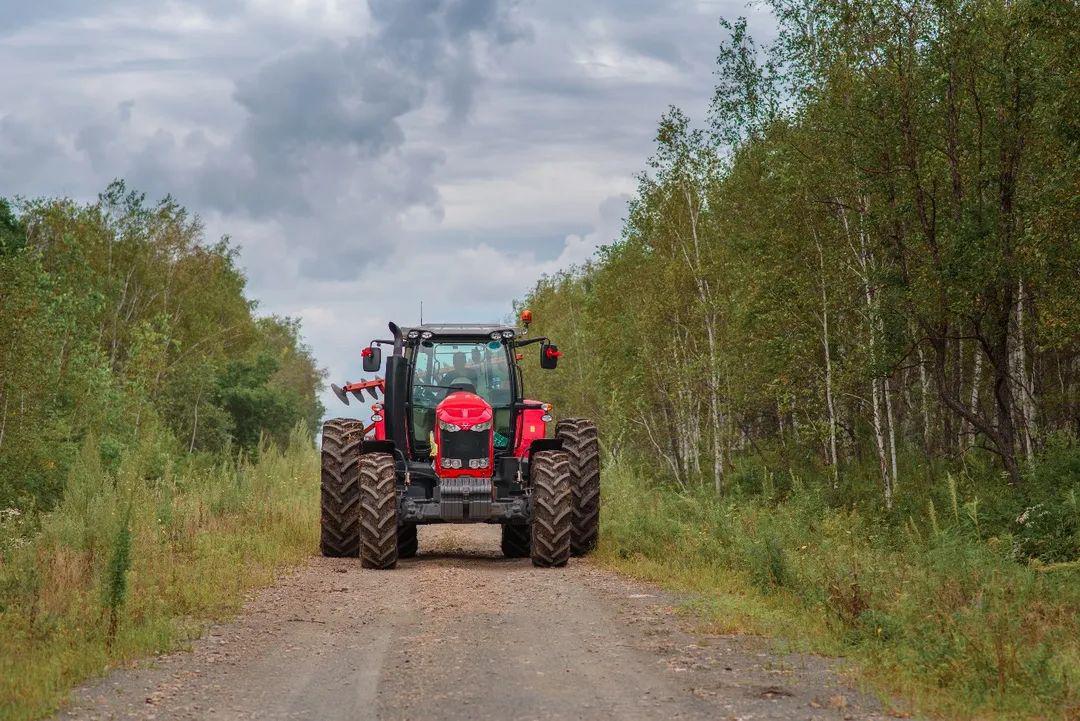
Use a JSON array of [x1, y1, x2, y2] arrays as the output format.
[[597, 457, 1080, 720], [0, 426, 318, 721]]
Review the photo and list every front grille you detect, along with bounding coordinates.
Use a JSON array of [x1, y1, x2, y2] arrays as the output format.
[[441, 428, 489, 461]]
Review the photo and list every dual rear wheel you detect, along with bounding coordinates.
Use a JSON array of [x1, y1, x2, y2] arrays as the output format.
[[320, 419, 398, 569], [511, 418, 601, 565]]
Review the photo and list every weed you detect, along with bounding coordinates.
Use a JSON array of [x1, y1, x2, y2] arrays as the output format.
[[103, 509, 132, 645], [595, 461, 1080, 720], [0, 425, 318, 721]]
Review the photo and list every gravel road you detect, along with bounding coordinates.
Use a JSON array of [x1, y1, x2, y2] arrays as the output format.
[[56, 525, 895, 721]]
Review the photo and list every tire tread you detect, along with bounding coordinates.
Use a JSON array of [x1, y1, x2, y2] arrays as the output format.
[[556, 418, 601, 556], [530, 450, 573, 567], [320, 419, 365, 557]]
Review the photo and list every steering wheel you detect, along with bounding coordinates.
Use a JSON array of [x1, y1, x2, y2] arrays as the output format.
[[413, 384, 454, 405], [413, 386, 438, 405]]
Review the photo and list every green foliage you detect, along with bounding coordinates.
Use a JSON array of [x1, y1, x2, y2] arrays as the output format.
[[103, 511, 132, 643], [0, 198, 24, 254], [0, 184, 326, 718], [599, 461, 1080, 719], [216, 352, 295, 454], [0, 182, 325, 510], [520, 0, 1078, 511], [1011, 434, 1080, 562], [0, 426, 319, 721]]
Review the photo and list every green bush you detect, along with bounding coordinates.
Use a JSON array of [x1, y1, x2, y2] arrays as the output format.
[[0, 425, 319, 721], [596, 457, 1080, 719]]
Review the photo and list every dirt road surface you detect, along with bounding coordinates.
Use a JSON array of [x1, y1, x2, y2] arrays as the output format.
[[56, 525, 895, 721]]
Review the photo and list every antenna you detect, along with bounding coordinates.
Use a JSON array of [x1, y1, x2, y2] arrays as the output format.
[[419, 300, 424, 326]]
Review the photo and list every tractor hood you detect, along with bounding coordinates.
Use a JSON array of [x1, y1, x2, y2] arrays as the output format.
[[435, 391, 493, 427], [434, 392, 495, 478]]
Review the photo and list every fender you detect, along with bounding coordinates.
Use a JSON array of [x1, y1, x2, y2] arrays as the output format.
[[528, 438, 563, 455], [360, 440, 396, 456]]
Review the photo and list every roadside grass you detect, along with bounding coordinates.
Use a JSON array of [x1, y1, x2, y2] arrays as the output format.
[[595, 458, 1080, 720], [0, 426, 318, 721]]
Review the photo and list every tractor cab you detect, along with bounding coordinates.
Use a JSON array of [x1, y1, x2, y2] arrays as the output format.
[[401, 325, 521, 462]]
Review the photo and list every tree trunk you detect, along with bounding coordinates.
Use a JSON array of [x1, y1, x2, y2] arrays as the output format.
[[917, 345, 932, 453], [884, 374, 899, 496], [1011, 280, 1036, 462], [815, 236, 839, 485]]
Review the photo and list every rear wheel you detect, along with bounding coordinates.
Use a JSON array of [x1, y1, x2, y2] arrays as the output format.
[[358, 452, 398, 569], [500, 523, 530, 558], [320, 419, 365, 557], [557, 418, 601, 556], [529, 450, 573, 568], [398, 524, 418, 559]]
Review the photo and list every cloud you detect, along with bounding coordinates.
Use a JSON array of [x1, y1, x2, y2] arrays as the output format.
[[0, 0, 763, 418]]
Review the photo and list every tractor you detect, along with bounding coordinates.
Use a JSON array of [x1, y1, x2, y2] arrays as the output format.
[[319, 311, 599, 569]]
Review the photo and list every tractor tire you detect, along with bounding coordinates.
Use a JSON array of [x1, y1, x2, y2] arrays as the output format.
[[529, 450, 573, 568], [556, 418, 601, 556], [320, 418, 365, 557], [398, 524, 418, 559], [358, 452, 399, 570], [500, 523, 530, 558]]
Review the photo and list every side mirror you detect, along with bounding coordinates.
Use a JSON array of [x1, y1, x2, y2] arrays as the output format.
[[540, 342, 561, 370], [362, 345, 382, 372]]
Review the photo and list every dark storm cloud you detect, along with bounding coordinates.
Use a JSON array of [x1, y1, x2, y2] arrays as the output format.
[[175, 0, 529, 268], [233, 42, 413, 164], [231, 0, 524, 163]]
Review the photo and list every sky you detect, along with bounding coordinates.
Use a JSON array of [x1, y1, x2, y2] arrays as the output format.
[[0, 0, 774, 420]]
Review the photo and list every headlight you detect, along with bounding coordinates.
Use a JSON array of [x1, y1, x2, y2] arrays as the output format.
[[371, 414, 383, 422], [450, 458, 462, 469], [467, 458, 490, 469], [407, 329, 419, 339], [541, 414, 552, 422], [440, 421, 461, 432], [501, 329, 515, 338], [489, 331, 502, 340], [421, 330, 433, 339], [471, 421, 492, 432], [441, 457, 451, 468]]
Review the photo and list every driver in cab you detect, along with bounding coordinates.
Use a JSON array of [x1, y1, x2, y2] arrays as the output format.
[[440, 351, 479, 390]]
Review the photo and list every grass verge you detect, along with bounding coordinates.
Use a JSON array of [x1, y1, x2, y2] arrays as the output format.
[[595, 459, 1080, 720], [0, 427, 318, 721]]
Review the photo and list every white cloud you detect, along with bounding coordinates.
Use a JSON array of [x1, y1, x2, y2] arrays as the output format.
[[0, 0, 762, 419]]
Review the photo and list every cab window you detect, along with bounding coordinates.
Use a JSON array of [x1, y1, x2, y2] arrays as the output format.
[[409, 341, 513, 446]]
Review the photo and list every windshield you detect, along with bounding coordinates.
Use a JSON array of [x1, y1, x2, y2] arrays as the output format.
[[409, 340, 513, 448]]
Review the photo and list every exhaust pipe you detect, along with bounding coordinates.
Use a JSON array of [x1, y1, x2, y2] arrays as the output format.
[[388, 321, 403, 356], [384, 321, 409, 456]]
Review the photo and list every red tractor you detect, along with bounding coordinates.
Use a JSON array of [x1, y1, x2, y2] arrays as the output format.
[[319, 312, 599, 569]]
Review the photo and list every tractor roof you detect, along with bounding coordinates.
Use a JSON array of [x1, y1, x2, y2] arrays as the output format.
[[403, 322, 518, 338]]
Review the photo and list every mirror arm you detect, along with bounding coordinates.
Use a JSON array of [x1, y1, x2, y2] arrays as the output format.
[[513, 336, 547, 348]]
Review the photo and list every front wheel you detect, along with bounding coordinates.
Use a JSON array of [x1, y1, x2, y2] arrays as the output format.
[[500, 523, 530, 558], [529, 451, 573, 568], [398, 524, 418, 559], [357, 453, 398, 570]]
